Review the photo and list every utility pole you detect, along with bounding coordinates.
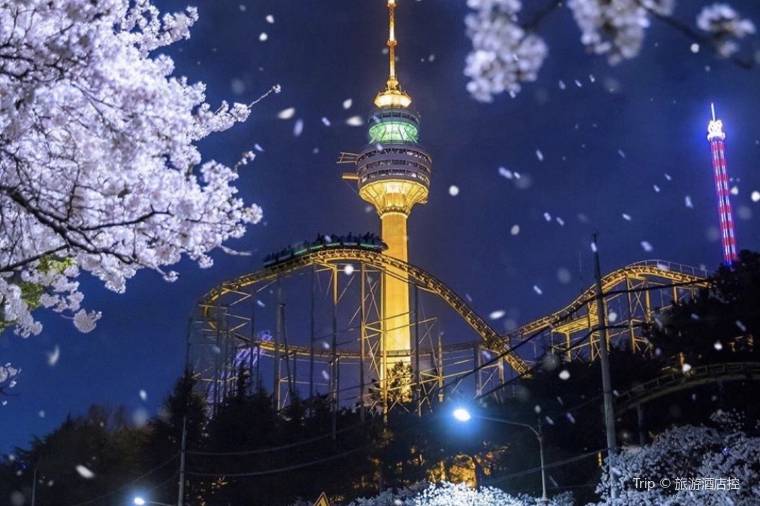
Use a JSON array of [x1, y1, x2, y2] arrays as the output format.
[[592, 233, 618, 498], [177, 415, 187, 506], [31, 467, 37, 506]]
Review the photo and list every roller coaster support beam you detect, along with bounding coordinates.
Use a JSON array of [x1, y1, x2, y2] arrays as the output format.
[[414, 284, 421, 417], [360, 264, 367, 422], [309, 267, 316, 412], [249, 292, 257, 394], [331, 265, 338, 441], [273, 281, 282, 412], [593, 233, 618, 499]]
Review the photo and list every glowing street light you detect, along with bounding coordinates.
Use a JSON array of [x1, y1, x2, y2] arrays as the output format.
[[452, 407, 472, 422], [452, 409, 548, 503]]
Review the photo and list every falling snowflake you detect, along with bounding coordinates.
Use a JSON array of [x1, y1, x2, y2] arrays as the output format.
[[342, 98, 353, 109], [751, 191, 760, 202], [489, 310, 506, 320], [498, 166, 513, 179], [510, 224, 520, 236], [535, 149, 544, 162], [533, 285, 543, 295], [139, 389, 148, 401], [293, 119, 304, 137], [258, 32, 268, 42], [265, 14, 274, 24], [346, 116, 364, 126], [46, 345, 60, 366], [685, 195, 694, 208], [640, 241, 653, 252], [448, 185, 460, 196], [75, 465, 95, 479], [622, 213, 632, 221], [277, 107, 295, 119], [321, 117, 331, 127], [558, 369, 570, 380], [343, 264, 355, 275]]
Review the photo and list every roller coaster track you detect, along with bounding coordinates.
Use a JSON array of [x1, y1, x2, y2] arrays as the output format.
[[201, 248, 531, 376], [616, 361, 760, 412], [200, 252, 708, 378], [511, 260, 708, 338]]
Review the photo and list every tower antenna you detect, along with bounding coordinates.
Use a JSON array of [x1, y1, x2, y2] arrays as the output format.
[[374, 0, 412, 108], [386, 0, 398, 91]]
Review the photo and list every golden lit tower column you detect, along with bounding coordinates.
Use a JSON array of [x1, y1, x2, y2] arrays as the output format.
[[340, 0, 432, 389]]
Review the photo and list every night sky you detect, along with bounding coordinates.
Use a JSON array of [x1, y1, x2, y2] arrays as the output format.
[[2, 0, 760, 452]]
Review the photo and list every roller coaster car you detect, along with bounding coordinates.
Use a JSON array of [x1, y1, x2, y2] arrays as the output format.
[[262, 233, 388, 267]]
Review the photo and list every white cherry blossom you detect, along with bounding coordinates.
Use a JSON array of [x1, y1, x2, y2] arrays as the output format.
[[0, 0, 264, 338]]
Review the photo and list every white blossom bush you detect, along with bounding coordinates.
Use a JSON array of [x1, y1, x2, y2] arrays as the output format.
[[465, 0, 757, 101], [464, 0, 547, 102], [697, 3, 757, 56], [0, 0, 266, 338], [593, 421, 760, 505], [348, 481, 573, 506]]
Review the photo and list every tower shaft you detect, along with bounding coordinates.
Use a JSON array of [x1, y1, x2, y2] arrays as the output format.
[[381, 212, 411, 375]]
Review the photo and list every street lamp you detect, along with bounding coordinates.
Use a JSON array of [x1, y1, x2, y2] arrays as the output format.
[[133, 497, 172, 506], [452, 408, 548, 503], [452, 407, 472, 422]]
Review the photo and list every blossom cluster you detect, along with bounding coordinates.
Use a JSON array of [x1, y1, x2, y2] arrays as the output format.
[[697, 3, 757, 56], [465, 0, 757, 101], [464, 0, 548, 102], [568, 0, 675, 65], [0, 0, 262, 337]]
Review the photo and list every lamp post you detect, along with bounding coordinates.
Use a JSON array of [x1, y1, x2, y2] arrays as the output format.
[[453, 408, 548, 503]]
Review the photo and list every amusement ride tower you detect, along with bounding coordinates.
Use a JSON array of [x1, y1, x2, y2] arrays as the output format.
[[340, 0, 432, 389], [707, 104, 738, 266]]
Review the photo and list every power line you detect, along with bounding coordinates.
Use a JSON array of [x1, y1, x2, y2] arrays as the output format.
[[66, 455, 178, 506], [186, 443, 371, 478], [187, 421, 366, 456]]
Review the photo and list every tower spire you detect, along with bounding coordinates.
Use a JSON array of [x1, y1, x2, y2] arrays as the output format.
[[387, 0, 398, 90], [374, 0, 412, 109]]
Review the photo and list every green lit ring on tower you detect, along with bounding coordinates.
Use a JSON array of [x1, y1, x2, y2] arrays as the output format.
[[369, 110, 419, 144], [358, 108, 432, 189]]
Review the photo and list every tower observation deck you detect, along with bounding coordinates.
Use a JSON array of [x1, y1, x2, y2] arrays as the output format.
[[340, 0, 431, 390]]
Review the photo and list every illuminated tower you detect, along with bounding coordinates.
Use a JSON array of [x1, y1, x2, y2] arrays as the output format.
[[340, 0, 432, 388], [707, 104, 738, 265]]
